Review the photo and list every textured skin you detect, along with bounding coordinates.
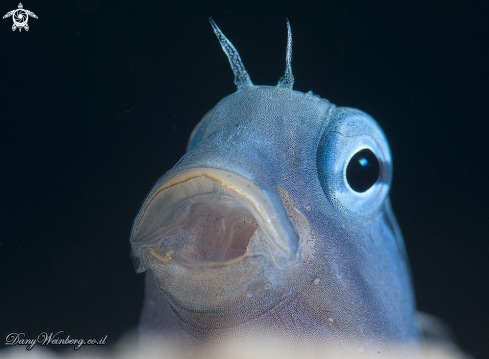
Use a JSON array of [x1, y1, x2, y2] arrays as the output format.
[[130, 24, 419, 352], [131, 87, 418, 347]]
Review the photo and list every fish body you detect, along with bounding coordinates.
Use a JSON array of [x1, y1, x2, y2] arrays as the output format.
[[130, 20, 419, 350]]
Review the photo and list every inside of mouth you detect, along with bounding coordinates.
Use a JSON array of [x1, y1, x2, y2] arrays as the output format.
[[176, 199, 259, 263], [135, 176, 260, 265]]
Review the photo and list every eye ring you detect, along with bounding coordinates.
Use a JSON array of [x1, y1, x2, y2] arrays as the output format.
[[317, 108, 392, 224]]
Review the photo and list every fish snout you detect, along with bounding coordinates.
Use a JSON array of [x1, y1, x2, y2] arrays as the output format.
[[130, 168, 300, 311]]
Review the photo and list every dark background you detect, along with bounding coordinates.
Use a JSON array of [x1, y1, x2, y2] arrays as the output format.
[[1, 0, 487, 358]]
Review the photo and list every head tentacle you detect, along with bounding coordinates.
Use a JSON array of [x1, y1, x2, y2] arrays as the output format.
[[277, 19, 294, 90], [209, 18, 254, 90]]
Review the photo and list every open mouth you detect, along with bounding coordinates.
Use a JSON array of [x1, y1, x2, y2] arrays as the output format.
[[149, 190, 259, 264], [131, 168, 290, 268]]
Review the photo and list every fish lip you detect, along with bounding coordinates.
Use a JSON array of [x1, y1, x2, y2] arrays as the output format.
[[131, 167, 291, 267], [148, 245, 255, 269]]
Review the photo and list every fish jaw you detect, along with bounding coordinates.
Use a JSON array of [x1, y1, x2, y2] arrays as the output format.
[[130, 168, 303, 317]]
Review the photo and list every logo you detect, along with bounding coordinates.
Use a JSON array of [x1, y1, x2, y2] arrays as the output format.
[[3, 3, 37, 32]]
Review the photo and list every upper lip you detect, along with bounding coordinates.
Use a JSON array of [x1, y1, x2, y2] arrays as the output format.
[[131, 167, 291, 267]]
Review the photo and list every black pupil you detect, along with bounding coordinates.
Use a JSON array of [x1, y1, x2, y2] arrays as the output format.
[[346, 149, 380, 192]]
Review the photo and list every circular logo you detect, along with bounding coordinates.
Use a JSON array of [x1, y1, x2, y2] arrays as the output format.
[[12, 9, 27, 28]]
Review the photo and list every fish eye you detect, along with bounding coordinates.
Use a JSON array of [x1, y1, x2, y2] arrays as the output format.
[[316, 108, 392, 224], [346, 149, 380, 192], [187, 109, 213, 152]]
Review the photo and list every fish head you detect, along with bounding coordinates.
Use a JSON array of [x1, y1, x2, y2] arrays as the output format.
[[130, 20, 418, 346]]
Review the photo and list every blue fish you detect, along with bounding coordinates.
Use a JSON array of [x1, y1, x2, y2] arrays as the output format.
[[130, 19, 419, 350]]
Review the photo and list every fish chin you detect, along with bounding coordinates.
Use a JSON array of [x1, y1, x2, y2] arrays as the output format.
[[130, 168, 297, 311]]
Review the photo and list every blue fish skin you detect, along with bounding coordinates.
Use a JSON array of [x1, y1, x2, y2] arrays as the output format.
[[130, 22, 419, 349]]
